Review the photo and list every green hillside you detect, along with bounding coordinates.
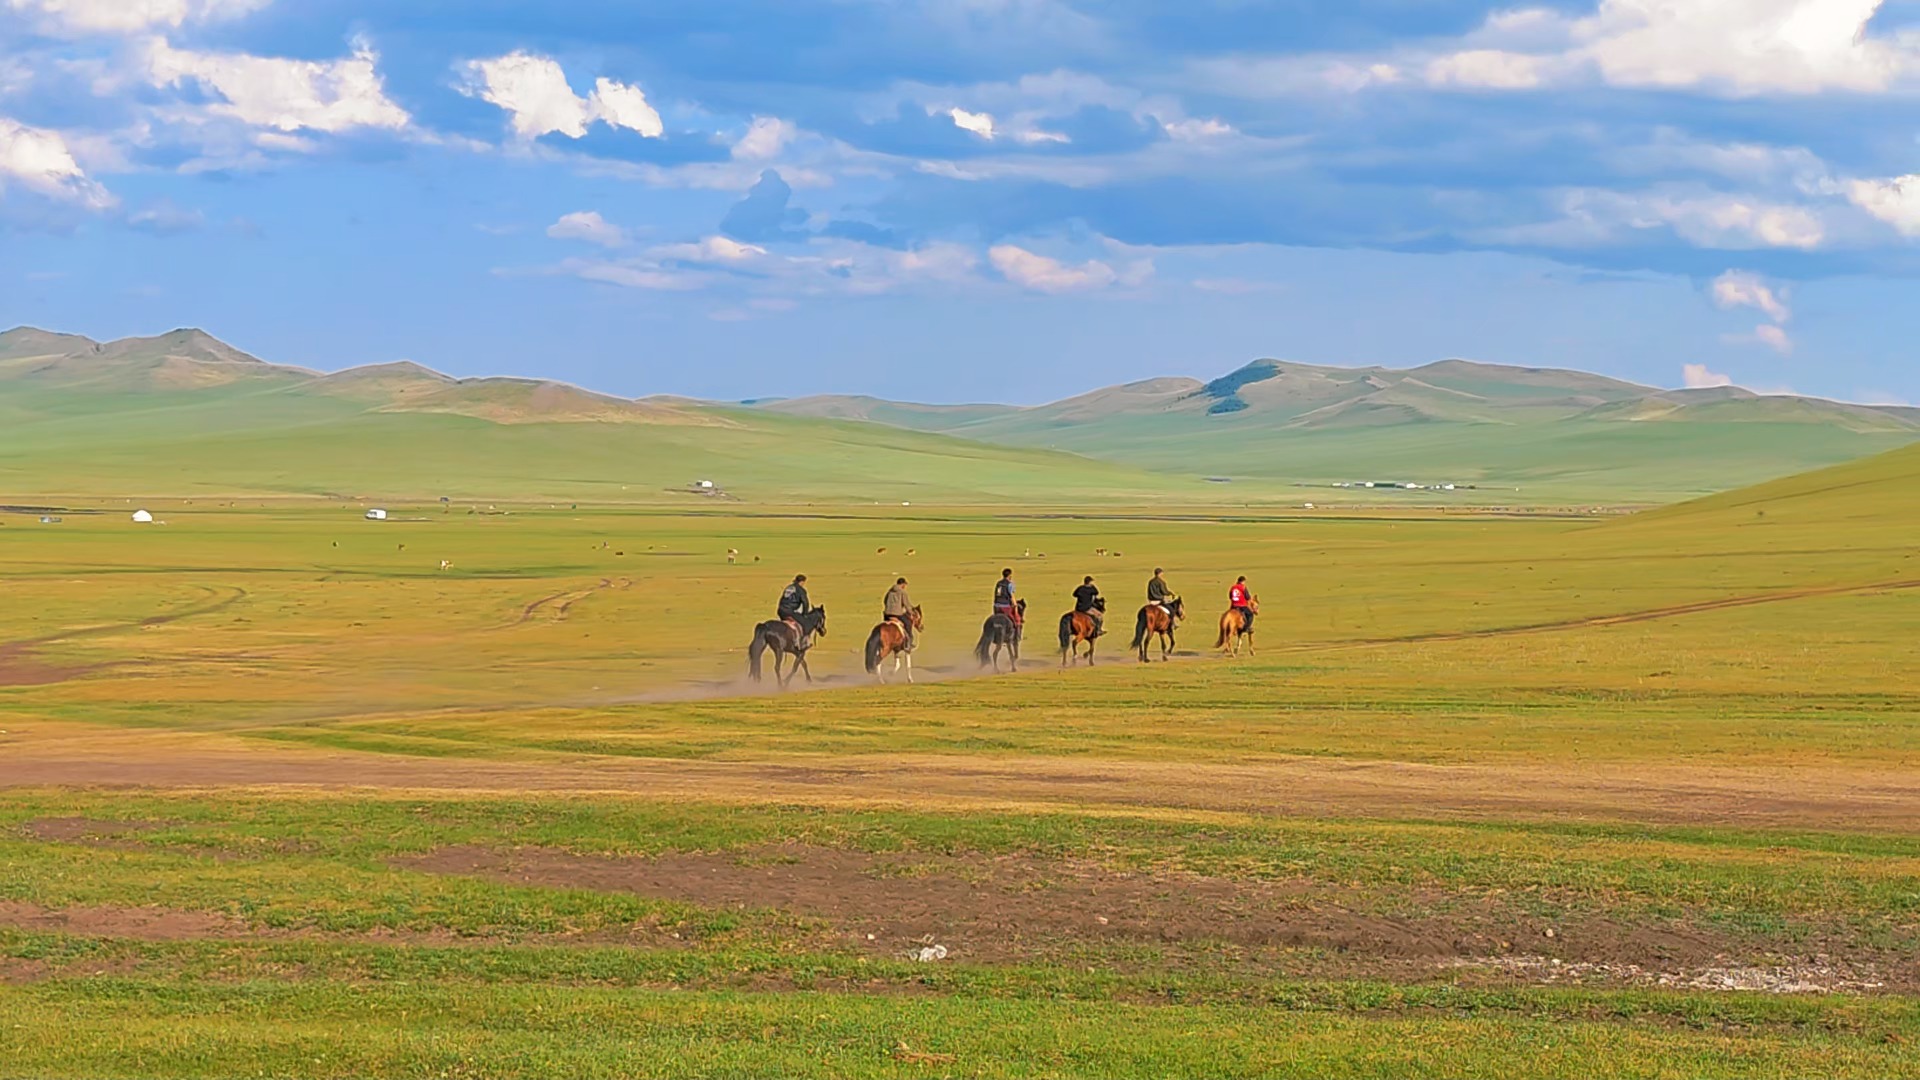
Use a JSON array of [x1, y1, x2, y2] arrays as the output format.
[[758, 359, 1920, 503], [0, 329, 1224, 504]]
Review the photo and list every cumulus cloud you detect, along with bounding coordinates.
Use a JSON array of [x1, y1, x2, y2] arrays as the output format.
[[6, 0, 268, 34], [146, 37, 410, 134], [1845, 175, 1920, 237], [989, 244, 1123, 292], [1682, 363, 1733, 389], [0, 115, 113, 208], [460, 52, 661, 140], [1711, 270, 1791, 323], [546, 210, 629, 249], [732, 117, 795, 161], [947, 107, 996, 139], [1267, 0, 1918, 98], [655, 235, 768, 263]]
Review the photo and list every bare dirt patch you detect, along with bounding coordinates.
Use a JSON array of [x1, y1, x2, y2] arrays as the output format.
[[23, 817, 169, 848], [398, 842, 1777, 981], [0, 901, 247, 941]]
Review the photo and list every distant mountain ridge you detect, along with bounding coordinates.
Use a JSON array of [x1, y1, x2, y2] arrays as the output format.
[[5, 324, 1916, 503], [0, 327, 714, 426]]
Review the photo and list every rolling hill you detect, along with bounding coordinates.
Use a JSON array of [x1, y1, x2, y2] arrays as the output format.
[[0, 327, 1221, 503], [755, 358, 1920, 502]]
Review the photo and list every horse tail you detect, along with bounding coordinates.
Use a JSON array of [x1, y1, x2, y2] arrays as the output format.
[[864, 626, 885, 674], [1214, 615, 1233, 650], [974, 621, 995, 667], [1131, 607, 1149, 650], [748, 631, 766, 681], [1058, 613, 1075, 652]]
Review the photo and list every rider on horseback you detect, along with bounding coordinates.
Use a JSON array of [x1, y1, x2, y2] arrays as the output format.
[[994, 568, 1022, 627], [1074, 576, 1105, 638], [1147, 568, 1178, 626], [779, 575, 812, 635], [1230, 576, 1254, 634], [883, 577, 915, 647]]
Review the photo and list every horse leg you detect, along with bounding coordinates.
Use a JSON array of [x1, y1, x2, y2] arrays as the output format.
[[798, 652, 814, 684], [874, 647, 887, 685], [902, 651, 913, 684], [1246, 631, 1255, 657]]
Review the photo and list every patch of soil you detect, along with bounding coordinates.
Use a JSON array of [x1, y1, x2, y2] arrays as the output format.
[[397, 843, 1756, 977], [23, 817, 168, 848], [0, 901, 248, 941]]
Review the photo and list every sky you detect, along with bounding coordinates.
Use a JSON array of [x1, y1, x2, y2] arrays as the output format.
[[1, 0, 1917, 405]]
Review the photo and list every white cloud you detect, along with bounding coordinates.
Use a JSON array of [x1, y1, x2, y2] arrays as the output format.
[[1682, 363, 1733, 389], [7, 0, 268, 34], [461, 53, 661, 140], [1753, 323, 1794, 354], [732, 117, 795, 161], [1163, 117, 1234, 141], [146, 37, 410, 134], [1424, 49, 1550, 89], [1574, 0, 1912, 95], [1248, 0, 1919, 99], [0, 115, 113, 208], [1711, 270, 1790, 323], [989, 244, 1122, 292], [655, 236, 767, 263], [1500, 189, 1827, 250], [546, 210, 629, 249], [587, 77, 663, 138], [947, 106, 997, 139], [1845, 175, 1920, 236]]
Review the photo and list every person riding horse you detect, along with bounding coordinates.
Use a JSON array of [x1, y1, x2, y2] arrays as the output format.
[[779, 575, 812, 631], [883, 577, 915, 648], [1074, 576, 1105, 639], [1147, 568, 1178, 625], [993, 568, 1022, 627], [1229, 576, 1254, 635]]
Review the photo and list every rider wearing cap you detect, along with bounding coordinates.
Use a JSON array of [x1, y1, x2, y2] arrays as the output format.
[[1147, 568, 1177, 624], [1074, 575, 1105, 638]]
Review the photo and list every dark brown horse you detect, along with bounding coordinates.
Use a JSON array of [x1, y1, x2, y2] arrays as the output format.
[[1214, 597, 1258, 657], [974, 598, 1025, 673], [864, 606, 923, 684], [1058, 597, 1106, 667], [1131, 596, 1186, 662], [747, 606, 828, 688]]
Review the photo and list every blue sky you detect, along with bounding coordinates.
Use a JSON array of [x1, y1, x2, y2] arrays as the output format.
[[1, 0, 1917, 404]]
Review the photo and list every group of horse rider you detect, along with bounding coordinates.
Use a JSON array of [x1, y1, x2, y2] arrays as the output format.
[[776, 566, 1254, 644]]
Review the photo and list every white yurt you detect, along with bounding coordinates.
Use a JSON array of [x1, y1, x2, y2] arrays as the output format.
[[131, 510, 154, 523], [365, 508, 389, 521]]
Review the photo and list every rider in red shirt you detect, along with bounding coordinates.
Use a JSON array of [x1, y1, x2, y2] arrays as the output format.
[[1229, 576, 1254, 633]]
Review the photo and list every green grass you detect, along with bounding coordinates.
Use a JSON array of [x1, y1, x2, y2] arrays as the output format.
[[4, 444, 1920, 1077]]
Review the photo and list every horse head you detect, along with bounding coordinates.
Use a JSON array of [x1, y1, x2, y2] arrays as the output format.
[[1016, 598, 1027, 615], [910, 605, 924, 630], [809, 606, 828, 636], [1169, 597, 1186, 619]]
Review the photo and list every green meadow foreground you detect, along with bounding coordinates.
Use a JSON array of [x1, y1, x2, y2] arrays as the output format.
[[3, 445, 1920, 1078]]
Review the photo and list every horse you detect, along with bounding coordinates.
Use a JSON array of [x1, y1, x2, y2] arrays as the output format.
[[1058, 597, 1106, 668], [1215, 598, 1259, 657], [1131, 596, 1187, 663], [974, 599, 1026, 673], [747, 607, 828, 688], [864, 606, 923, 684]]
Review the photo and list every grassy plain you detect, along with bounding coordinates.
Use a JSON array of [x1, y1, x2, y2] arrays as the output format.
[[3, 443, 1920, 1077]]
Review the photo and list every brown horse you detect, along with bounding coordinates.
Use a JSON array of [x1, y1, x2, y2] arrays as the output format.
[[974, 598, 1025, 673], [1131, 596, 1186, 662], [1214, 598, 1258, 657], [864, 606, 924, 684], [1058, 597, 1106, 667], [747, 606, 828, 688]]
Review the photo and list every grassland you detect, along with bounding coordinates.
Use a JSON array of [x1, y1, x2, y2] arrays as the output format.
[[2, 443, 1919, 1077]]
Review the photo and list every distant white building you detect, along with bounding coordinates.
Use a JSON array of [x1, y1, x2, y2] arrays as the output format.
[[131, 510, 154, 523], [365, 508, 389, 521], [693, 480, 715, 490]]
